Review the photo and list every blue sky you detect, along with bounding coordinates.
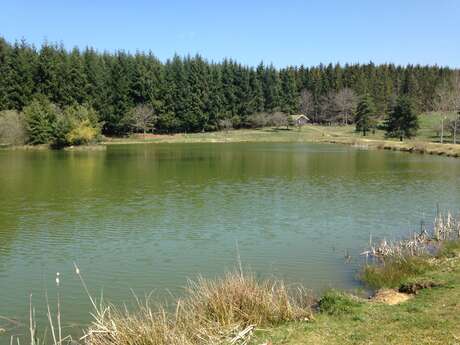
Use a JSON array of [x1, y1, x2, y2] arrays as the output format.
[[1, 0, 459, 68]]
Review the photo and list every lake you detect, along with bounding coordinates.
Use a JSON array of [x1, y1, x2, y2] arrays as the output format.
[[1, 142, 460, 338]]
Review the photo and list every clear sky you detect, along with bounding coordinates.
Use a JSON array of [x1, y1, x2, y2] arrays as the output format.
[[1, 0, 459, 68]]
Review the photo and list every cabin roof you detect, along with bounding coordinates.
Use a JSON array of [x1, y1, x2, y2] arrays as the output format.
[[290, 114, 310, 121]]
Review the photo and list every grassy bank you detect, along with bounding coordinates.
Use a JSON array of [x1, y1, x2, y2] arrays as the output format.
[[249, 212, 460, 345], [250, 245, 460, 345], [102, 113, 460, 158], [3, 113, 459, 157]]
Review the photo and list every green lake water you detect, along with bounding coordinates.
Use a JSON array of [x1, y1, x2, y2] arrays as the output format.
[[1, 142, 460, 339]]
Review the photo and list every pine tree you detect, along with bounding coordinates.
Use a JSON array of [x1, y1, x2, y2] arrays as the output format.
[[5, 40, 37, 109], [23, 95, 60, 144], [65, 47, 87, 104], [355, 94, 376, 136], [184, 55, 209, 131], [206, 66, 224, 130], [385, 96, 419, 141], [280, 68, 298, 114], [103, 51, 133, 134], [248, 69, 264, 114], [0, 37, 456, 137], [263, 64, 281, 112]]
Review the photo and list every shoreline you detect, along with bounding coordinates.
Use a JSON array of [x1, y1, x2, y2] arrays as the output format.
[[326, 137, 460, 158], [1, 126, 459, 158]]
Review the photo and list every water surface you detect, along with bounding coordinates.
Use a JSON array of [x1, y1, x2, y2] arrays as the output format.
[[1, 142, 460, 337]]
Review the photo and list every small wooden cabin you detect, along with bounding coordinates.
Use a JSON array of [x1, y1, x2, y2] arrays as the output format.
[[290, 114, 310, 126]]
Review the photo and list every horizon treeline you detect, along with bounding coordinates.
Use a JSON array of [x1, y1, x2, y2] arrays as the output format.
[[0, 37, 457, 135]]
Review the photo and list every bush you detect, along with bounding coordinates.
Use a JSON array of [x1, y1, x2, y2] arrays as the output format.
[[50, 104, 101, 148], [66, 119, 100, 145], [318, 290, 362, 316], [0, 110, 27, 145], [62, 104, 100, 146]]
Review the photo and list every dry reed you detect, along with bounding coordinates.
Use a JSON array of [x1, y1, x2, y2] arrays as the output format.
[[81, 270, 312, 345], [361, 210, 460, 262]]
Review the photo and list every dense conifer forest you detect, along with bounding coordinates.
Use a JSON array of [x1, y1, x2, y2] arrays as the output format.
[[0, 37, 457, 141]]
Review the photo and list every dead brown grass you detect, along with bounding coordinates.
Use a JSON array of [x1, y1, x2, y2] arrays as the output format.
[[82, 271, 312, 345]]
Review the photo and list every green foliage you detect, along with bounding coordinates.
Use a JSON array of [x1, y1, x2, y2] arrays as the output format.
[[23, 99, 100, 147], [0, 37, 457, 137], [65, 119, 99, 146], [355, 94, 377, 136], [318, 290, 362, 316], [56, 104, 100, 147], [361, 256, 432, 289], [385, 96, 419, 140], [23, 95, 60, 144]]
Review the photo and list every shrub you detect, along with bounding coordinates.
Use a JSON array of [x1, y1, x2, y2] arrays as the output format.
[[318, 290, 362, 316], [66, 119, 100, 145], [51, 104, 101, 147], [0, 110, 27, 145]]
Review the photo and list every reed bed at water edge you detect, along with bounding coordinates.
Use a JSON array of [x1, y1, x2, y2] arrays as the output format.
[[13, 265, 312, 345]]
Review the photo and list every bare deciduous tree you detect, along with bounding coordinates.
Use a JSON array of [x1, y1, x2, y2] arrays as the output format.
[[318, 92, 337, 124], [448, 114, 460, 144], [0, 110, 26, 145], [435, 82, 458, 144], [247, 112, 269, 128], [334, 88, 358, 125], [219, 118, 233, 133], [436, 84, 457, 113], [269, 112, 289, 129], [124, 104, 158, 137], [299, 89, 314, 118]]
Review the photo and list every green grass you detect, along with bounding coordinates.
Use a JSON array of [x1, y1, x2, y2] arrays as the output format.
[[360, 256, 433, 289], [317, 290, 364, 316], [250, 246, 460, 345], [417, 112, 458, 142], [437, 240, 460, 259], [100, 112, 460, 157]]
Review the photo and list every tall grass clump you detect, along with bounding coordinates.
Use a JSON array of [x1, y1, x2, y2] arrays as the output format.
[[83, 271, 312, 345], [16, 265, 311, 345], [361, 256, 432, 289], [360, 209, 460, 289]]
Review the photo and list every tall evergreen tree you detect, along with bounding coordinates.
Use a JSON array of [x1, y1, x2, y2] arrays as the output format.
[[0, 37, 457, 136], [280, 68, 298, 114], [385, 96, 419, 140], [5, 40, 37, 109], [355, 94, 376, 136]]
